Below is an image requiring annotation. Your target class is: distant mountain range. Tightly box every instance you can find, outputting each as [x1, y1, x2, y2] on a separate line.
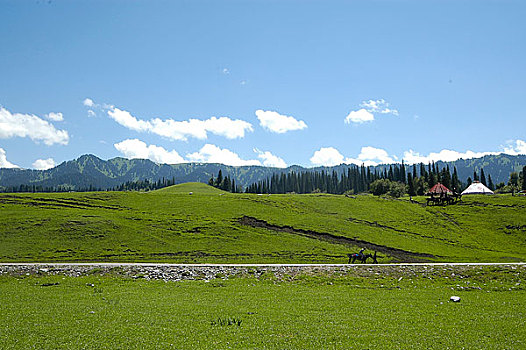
[0, 153, 524, 191]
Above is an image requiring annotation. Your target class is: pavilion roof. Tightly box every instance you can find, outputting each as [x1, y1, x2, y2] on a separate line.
[427, 183, 453, 195]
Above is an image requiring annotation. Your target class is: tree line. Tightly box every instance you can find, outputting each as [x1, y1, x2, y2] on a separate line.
[0, 177, 179, 193]
[242, 163, 526, 197]
[2, 164, 524, 196]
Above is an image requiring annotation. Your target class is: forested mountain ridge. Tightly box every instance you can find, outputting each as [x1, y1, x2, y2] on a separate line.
[0, 153, 524, 191]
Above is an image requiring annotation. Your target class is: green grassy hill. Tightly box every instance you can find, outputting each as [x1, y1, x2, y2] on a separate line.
[155, 182, 227, 194]
[0, 183, 524, 263]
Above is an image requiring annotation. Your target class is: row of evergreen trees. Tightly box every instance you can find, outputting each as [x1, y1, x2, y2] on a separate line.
[242, 162, 453, 195]
[3, 165, 524, 195]
[0, 184, 80, 193]
[110, 177, 178, 191]
[0, 177, 179, 193]
[243, 162, 495, 196]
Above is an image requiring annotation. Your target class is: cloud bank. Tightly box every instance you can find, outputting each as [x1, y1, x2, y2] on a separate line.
[114, 139, 288, 167]
[114, 139, 185, 164]
[0, 106, 69, 145]
[311, 139, 526, 167]
[187, 144, 260, 166]
[92, 100, 253, 141]
[310, 146, 396, 167]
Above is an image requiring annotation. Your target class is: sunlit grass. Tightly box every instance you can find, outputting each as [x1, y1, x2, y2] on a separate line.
[0, 266, 524, 349]
[0, 183, 524, 263]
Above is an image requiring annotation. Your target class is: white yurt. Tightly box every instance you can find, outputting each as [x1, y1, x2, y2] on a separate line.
[461, 181, 494, 195]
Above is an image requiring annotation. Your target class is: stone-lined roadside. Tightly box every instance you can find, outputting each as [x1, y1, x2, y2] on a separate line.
[1, 263, 524, 282]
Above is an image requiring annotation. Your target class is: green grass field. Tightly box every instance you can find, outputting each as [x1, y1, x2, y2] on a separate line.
[0, 265, 524, 349]
[0, 183, 525, 263]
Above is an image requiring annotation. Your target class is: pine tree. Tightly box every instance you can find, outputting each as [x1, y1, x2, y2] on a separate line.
[488, 174, 495, 191]
[522, 166, 526, 190]
[407, 172, 416, 196]
[215, 170, 223, 187]
[440, 167, 451, 189]
[480, 168, 487, 186]
[451, 167, 460, 192]
[428, 168, 436, 188]
[422, 163, 429, 183]
[473, 170, 479, 182]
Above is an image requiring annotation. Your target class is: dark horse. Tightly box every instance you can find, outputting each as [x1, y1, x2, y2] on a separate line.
[347, 251, 378, 264]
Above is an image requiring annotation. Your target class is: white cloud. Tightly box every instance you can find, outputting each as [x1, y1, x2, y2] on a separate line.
[312, 140, 526, 168]
[254, 148, 287, 168]
[106, 107, 253, 141]
[108, 108, 152, 132]
[0, 107, 69, 145]
[83, 98, 94, 107]
[196, 117, 253, 140]
[32, 158, 56, 170]
[360, 99, 399, 116]
[87, 110, 96, 118]
[45, 112, 63, 122]
[503, 139, 526, 155]
[402, 140, 526, 164]
[186, 144, 261, 166]
[222, 68, 230, 74]
[310, 147, 345, 167]
[114, 139, 186, 164]
[403, 149, 498, 164]
[345, 146, 396, 166]
[256, 110, 307, 133]
[344, 109, 374, 124]
[345, 99, 398, 124]
[310, 146, 396, 167]
[0, 148, 19, 168]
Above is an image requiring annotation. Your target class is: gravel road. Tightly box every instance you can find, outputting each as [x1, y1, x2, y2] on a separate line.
[1, 263, 524, 282]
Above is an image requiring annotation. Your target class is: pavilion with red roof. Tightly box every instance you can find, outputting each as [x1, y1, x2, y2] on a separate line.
[427, 183, 453, 195]
[426, 183, 460, 206]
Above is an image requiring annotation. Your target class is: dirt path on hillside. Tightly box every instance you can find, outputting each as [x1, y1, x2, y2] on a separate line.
[238, 216, 436, 263]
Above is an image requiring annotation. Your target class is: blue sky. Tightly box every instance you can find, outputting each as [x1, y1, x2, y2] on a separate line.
[1, 0, 525, 170]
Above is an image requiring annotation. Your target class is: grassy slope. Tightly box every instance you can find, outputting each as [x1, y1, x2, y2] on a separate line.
[0, 182, 525, 263]
[0, 266, 524, 349]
